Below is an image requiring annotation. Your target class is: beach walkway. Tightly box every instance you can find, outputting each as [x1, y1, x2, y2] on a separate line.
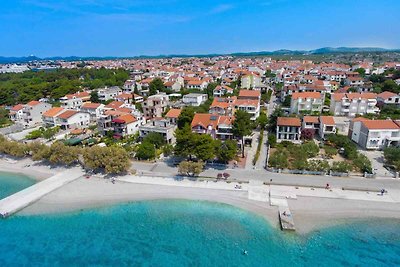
[0, 168, 84, 218]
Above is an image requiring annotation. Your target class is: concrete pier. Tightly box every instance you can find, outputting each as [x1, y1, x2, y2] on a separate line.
[278, 206, 295, 231]
[0, 168, 83, 218]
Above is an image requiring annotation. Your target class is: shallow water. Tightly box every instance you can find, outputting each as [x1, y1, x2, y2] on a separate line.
[0, 200, 399, 267]
[0, 171, 36, 199]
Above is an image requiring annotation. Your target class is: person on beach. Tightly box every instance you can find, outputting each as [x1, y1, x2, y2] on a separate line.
[325, 183, 330, 190]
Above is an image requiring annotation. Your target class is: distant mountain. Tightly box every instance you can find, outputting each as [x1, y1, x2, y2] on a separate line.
[1, 47, 399, 64]
[309, 47, 391, 54]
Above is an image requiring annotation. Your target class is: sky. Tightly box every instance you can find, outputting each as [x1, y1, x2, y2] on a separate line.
[1, 0, 400, 57]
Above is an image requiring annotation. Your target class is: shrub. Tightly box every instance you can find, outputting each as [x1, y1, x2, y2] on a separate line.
[353, 154, 373, 173]
[323, 145, 337, 159]
[331, 161, 352, 173]
[269, 149, 289, 169]
[267, 134, 277, 148]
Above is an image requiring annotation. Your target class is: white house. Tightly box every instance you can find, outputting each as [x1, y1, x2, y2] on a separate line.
[276, 117, 301, 143]
[80, 103, 105, 121]
[349, 118, 400, 149]
[182, 93, 208, 107]
[55, 110, 91, 130]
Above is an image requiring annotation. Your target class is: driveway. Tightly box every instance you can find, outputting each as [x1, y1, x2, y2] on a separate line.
[359, 150, 395, 178]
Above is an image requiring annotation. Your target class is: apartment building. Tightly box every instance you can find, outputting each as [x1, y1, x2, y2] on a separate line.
[240, 73, 263, 89]
[276, 117, 301, 143]
[97, 86, 122, 102]
[349, 118, 400, 149]
[141, 93, 169, 118]
[80, 103, 104, 121]
[111, 114, 141, 138]
[139, 118, 177, 144]
[290, 92, 323, 114]
[59, 91, 90, 110]
[21, 101, 52, 127]
[165, 108, 181, 124]
[330, 93, 379, 117]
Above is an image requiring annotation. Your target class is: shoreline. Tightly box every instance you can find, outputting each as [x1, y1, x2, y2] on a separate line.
[18, 176, 400, 235]
[1, 158, 400, 235]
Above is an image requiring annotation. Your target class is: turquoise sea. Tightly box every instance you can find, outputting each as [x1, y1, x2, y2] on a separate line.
[0, 173, 400, 266]
[0, 171, 36, 199]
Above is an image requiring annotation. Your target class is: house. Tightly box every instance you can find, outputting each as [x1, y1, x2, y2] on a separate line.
[115, 93, 134, 104]
[21, 101, 52, 127]
[141, 93, 169, 119]
[8, 104, 24, 122]
[187, 80, 208, 90]
[319, 116, 336, 139]
[182, 93, 208, 107]
[213, 85, 234, 97]
[345, 76, 364, 87]
[209, 97, 236, 116]
[97, 86, 122, 102]
[276, 117, 301, 143]
[139, 118, 177, 144]
[59, 91, 90, 110]
[55, 110, 90, 130]
[302, 116, 320, 135]
[97, 110, 130, 136]
[191, 113, 234, 140]
[165, 108, 181, 124]
[164, 80, 182, 92]
[80, 103, 104, 121]
[133, 94, 144, 103]
[111, 114, 141, 138]
[330, 93, 379, 117]
[234, 99, 260, 120]
[290, 92, 323, 114]
[42, 107, 65, 127]
[349, 118, 400, 149]
[377, 91, 400, 106]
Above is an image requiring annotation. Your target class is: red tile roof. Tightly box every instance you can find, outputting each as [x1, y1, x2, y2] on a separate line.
[57, 110, 78, 119]
[277, 117, 301, 127]
[43, 107, 65, 117]
[165, 108, 181, 118]
[362, 119, 400, 130]
[303, 116, 319, 123]
[320, 116, 335, 125]
[292, 92, 322, 100]
[238, 90, 261, 98]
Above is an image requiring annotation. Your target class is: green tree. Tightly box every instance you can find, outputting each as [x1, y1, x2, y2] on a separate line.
[143, 132, 165, 149]
[174, 125, 196, 159]
[178, 161, 204, 177]
[353, 153, 372, 174]
[232, 110, 253, 157]
[215, 139, 237, 163]
[193, 134, 215, 161]
[354, 68, 366, 77]
[149, 78, 165, 95]
[177, 106, 195, 129]
[49, 142, 79, 165]
[136, 142, 156, 160]
[90, 90, 100, 103]
[256, 110, 268, 130]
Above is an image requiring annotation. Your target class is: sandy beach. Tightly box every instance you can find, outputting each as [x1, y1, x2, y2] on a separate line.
[1, 156, 400, 235]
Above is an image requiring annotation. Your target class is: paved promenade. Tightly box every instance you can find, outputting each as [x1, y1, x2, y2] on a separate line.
[0, 168, 84, 217]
